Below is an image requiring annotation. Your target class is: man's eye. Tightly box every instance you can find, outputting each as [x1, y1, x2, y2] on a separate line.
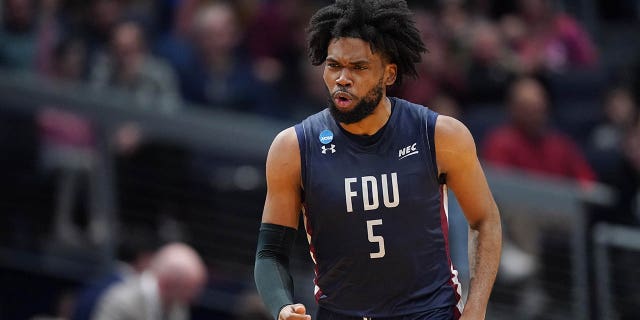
[354, 65, 367, 70]
[327, 63, 340, 68]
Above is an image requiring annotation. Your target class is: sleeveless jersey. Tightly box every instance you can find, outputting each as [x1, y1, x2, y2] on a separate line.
[294, 97, 463, 318]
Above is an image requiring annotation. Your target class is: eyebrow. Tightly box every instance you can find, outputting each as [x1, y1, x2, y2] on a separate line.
[325, 58, 370, 65]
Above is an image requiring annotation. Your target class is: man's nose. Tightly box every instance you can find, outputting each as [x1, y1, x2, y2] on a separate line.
[336, 69, 353, 87]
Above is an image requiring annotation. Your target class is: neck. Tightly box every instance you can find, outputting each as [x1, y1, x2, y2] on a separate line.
[339, 95, 392, 136]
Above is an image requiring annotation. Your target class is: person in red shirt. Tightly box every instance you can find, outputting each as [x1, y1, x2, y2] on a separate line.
[507, 0, 598, 74]
[483, 76, 596, 184]
[482, 76, 596, 317]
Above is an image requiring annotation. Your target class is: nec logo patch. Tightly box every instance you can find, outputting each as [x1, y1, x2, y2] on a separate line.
[398, 143, 418, 160]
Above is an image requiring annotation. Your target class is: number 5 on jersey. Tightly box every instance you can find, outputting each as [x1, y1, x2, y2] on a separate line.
[367, 219, 385, 258]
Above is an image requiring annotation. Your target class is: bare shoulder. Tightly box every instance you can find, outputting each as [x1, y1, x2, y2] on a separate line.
[262, 127, 303, 227]
[269, 127, 299, 155]
[266, 127, 301, 181]
[434, 115, 477, 172]
[435, 115, 474, 147]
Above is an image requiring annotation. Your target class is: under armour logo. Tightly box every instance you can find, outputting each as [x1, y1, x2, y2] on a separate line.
[321, 144, 336, 154]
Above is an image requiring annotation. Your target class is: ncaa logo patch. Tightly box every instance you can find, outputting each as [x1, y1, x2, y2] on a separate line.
[319, 129, 334, 145]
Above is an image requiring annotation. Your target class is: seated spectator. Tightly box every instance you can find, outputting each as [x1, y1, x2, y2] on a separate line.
[483, 76, 597, 317]
[245, 0, 312, 107]
[71, 228, 157, 320]
[466, 21, 520, 104]
[245, 0, 309, 68]
[35, 0, 64, 76]
[92, 242, 207, 320]
[607, 104, 640, 225]
[394, 9, 465, 106]
[179, 2, 278, 117]
[37, 37, 96, 246]
[588, 88, 637, 222]
[153, 0, 199, 74]
[0, 0, 38, 71]
[507, 0, 598, 74]
[590, 87, 637, 155]
[82, 0, 127, 66]
[483, 76, 595, 184]
[439, 0, 477, 62]
[89, 20, 181, 112]
[49, 37, 88, 82]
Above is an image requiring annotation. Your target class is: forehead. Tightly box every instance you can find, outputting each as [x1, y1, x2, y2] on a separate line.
[326, 37, 382, 63]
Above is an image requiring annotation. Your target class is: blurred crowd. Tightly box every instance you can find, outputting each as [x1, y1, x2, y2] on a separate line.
[0, 0, 638, 182]
[2, 0, 640, 319]
[4, 0, 633, 221]
[0, 0, 635, 117]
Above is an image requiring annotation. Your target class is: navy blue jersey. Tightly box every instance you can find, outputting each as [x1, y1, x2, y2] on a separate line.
[294, 97, 463, 318]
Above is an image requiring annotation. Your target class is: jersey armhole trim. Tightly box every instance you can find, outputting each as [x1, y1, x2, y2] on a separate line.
[425, 110, 442, 184]
[294, 123, 307, 200]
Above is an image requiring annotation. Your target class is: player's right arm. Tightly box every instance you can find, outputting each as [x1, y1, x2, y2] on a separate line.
[262, 127, 303, 228]
[255, 127, 311, 320]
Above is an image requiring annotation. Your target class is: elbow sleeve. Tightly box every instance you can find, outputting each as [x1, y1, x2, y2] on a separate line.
[254, 223, 297, 320]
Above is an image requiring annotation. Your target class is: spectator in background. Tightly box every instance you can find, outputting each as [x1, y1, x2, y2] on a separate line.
[246, 0, 309, 63]
[507, 0, 598, 74]
[0, 0, 38, 70]
[245, 0, 312, 108]
[37, 37, 97, 246]
[483, 76, 596, 317]
[92, 242, 207, 320]
[154, 0, 199, 75]
[89, 20, 181, 112]
[439, 0, 477, 68]
[590, 87, 637, 156]
[466, 21, 520, 104]
[82, 0, 126, 66]
[589, 87, 639, 225]
[483, 76, 595, 184]
[36, 0, 65, 76]
[179, 2, 277, 117]
[623, 117, 640, 218]
[394, 9, 465, 106]
[50, 37, 87, 81]
[604, 114, 640, 320]
[71, 227, 157, 320]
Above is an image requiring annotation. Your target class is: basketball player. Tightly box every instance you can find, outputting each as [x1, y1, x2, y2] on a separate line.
[254, 1, 502, 319]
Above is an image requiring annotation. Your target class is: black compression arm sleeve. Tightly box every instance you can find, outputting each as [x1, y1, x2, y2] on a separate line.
[254, 223, 297, 320]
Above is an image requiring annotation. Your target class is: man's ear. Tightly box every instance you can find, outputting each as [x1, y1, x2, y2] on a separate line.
[385, 63, 398, 86]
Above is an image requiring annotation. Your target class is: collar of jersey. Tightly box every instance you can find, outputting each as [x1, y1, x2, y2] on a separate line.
[332, 97, 399, 152]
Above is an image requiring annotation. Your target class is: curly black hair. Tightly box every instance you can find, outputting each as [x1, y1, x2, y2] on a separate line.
[307, 0, 426, 85]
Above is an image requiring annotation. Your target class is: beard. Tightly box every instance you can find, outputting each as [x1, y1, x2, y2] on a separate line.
[328, 78, 384, 124]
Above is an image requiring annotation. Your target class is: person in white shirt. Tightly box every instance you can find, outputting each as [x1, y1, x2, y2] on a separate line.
[92, 242, 207, 320]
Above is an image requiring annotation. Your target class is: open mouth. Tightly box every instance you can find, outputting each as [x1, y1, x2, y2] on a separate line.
[333, 92, 354, 109]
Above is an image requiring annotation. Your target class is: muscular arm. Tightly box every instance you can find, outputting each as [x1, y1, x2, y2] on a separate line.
[435, 116, 502, 319]
[262, 127, 303, 228]
[255, 127, 310, 320]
